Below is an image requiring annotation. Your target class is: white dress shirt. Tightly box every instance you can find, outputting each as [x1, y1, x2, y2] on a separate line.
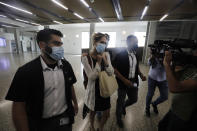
[40, 57, 68, 119]
[127, 50, 137, 79]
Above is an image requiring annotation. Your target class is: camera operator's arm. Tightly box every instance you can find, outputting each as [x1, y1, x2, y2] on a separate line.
[148, 54, 156, 65]
[163, 51, 197, 93]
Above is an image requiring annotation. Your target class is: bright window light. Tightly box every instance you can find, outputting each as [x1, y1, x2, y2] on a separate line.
[0, 2, 32, 15]
[82, 32, 90, 49]
[134, 32, 146, 47]
[101, 32, 116, 48]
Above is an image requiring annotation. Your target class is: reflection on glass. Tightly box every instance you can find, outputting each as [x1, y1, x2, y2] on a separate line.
[0, 57, 10, 70]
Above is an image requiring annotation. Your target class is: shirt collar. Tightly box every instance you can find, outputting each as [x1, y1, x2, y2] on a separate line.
[40, 56, 63, 71]
[127, 49, 136, 55]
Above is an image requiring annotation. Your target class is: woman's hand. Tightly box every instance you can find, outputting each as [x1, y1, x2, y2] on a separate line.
[102, 52, 109, 66]
[97, 54, 103, 64]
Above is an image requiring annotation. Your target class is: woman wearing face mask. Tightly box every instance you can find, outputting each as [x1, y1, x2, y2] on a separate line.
[81, 33, 114, 131]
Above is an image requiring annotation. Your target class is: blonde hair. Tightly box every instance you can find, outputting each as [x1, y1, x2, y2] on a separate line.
[92, 32, 106, 45]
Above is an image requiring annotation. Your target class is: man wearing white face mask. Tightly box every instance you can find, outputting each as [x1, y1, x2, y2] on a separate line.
[6, 29, 78, 131]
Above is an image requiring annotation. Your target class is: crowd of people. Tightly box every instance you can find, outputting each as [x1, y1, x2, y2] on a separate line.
[5, 29, 197, 131]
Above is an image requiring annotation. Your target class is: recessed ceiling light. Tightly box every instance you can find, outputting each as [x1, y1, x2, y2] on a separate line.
[31, 22, 41, 26]
[76, 34, 79, 38]
[2, 25, 14, 28]
[122, 30, 126, 35]
[0, 2, 33, 15]
[51, 0, 68, 10]
[160, 14, 168, 21]
[99, 17, 104, 22]
[140, 6, 148, 20]
[16, 18, 30, 23]
[74, 13, 84, 19]
[53, 20, 63, 24]
[80, 0, 89, 8]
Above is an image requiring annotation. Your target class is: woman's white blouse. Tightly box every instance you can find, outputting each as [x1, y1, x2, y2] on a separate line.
[81, 52, 114, 111]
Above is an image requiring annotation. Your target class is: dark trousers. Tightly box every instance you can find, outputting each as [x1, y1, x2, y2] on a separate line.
[40, 123, 72, 131]
[146, 77, 168, 110]
[116, 87, 138, 120]
[158, 110, 194, 131]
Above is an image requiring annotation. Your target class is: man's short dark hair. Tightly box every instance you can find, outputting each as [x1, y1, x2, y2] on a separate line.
[36, 29, 63, 44]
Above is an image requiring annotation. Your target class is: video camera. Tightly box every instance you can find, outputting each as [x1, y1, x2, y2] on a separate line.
[148, 39, 197, 66]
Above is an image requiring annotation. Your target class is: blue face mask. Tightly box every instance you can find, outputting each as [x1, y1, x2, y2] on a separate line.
[96, 43, 106, 53]
[49, 46, 64, 61]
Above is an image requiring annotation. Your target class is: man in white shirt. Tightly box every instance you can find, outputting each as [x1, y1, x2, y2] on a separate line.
[6, 29, 78, 131]
[114, 35, 146, 128]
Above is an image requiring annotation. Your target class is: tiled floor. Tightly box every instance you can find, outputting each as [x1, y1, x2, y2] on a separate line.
[0, 53, 171, 131]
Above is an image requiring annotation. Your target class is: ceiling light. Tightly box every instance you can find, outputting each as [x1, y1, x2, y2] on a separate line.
[76, 34, 79, 38]
[53, 20, 63, 24]
[16, 18, 30, 23]
[140, 6, 148, 20]
[51, 0, 68, 10]
[99, 17, 104, 22]
[2, 25, 14, 28]
[31, 22, 41, 26]
[122, 30, 126, 35]
[0, 2, 33, 15]
[74, 13, 84, 19]
[9, 22, 24, 27]
[80, 0, 89, 8]
[159, 14, 168, 21]
[0, 15, 7, 18]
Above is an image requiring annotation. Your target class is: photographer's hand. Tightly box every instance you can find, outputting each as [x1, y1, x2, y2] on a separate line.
[163, 51, 172, 67]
